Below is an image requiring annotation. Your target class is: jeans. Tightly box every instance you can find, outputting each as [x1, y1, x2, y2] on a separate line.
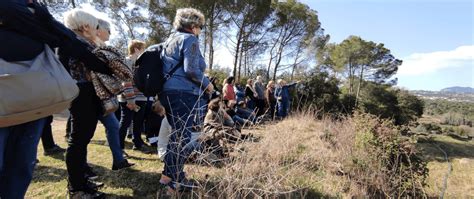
[41, 115, 57, 150]
[277, 100, 289, 118]
[0, 118, 45, 198]
[119, 101, 146, 149]
[99, 114, 125, 164]
[160, 91, 200, 182]
[66, 83, 101, 191]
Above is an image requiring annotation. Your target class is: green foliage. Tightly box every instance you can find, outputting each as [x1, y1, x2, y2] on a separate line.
[424, 99, 474, 126]
[299, 71, 341, 115]
[357, 82, 424, 125]
[350, 112, 428, 197]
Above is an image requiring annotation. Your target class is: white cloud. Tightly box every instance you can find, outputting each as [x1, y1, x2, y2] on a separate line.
[398, 45, 474, 75]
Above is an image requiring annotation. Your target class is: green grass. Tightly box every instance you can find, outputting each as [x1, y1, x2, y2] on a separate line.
[416, 134, 474, 197]
[28, 118, 165, 198]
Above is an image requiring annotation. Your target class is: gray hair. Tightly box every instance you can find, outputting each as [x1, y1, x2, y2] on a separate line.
[97, 18, 110, 32]
[63, 9, 98, 31]
[173, 8, 205, 30]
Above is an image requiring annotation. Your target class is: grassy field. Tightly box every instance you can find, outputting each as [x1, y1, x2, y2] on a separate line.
[26, 115, 474, 198]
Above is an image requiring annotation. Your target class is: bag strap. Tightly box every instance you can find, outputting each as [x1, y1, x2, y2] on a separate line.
[163, 33, 185, 80]
[164, 54, 184, 80]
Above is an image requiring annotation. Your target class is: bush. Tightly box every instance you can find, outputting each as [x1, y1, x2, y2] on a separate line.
[322, 112, 428, 197]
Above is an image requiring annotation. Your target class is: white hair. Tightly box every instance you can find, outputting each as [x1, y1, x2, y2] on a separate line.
[173, 8, 205, 30]
[256, 75, 262, 81]
[63, 9, 98, 31]
[97, 18, 110, 31]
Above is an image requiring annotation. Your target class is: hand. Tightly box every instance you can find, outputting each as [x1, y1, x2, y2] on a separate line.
[205, 83, 214, 94]
[152, 101, 166, 117]
[126, 103, 138, 111]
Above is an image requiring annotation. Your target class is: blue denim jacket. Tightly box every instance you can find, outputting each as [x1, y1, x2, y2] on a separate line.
[161, 31, 210, 96]
[275, 82, 297, 102]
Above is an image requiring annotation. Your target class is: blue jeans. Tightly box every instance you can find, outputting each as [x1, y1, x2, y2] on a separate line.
[0, 118, 45, 198]
[277, 100, 289, 118]
[99, 114, 125, 164]
[160, 91, 200, 182]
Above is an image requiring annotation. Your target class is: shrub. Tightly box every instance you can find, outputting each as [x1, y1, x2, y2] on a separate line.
[322, 112, 428, 197]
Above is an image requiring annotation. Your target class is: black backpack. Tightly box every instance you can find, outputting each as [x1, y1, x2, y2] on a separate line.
[133, 44, 183, 97]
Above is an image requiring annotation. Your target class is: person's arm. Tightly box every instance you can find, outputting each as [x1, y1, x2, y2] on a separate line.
[182, 36, 210, 90]
[286, 82, 298, 89]
[1, 1, 112, 75]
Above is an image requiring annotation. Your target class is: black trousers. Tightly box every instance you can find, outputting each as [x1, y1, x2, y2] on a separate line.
[256, 99, 266, 116]
[119, 101, 146, 149]
[144, 100, 163, 141]
[41, 115, 56, 150]
[65, 83, 102, 191]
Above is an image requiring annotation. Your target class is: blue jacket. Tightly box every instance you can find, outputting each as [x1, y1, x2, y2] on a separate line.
[161, 30, 210, 96]
[275, 82, 297, 102]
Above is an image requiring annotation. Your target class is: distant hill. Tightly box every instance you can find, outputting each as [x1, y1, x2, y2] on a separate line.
[441, 86, 474, 93]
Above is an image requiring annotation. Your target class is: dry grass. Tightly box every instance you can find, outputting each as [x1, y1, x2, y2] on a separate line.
[26, 113, 474, 198]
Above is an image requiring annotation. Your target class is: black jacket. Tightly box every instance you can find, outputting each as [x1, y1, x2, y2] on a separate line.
[0, 1, 111, 75]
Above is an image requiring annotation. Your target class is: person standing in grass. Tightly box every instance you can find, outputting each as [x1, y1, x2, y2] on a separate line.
[158, 8, 214, 193]
[274, 79, 298, 118]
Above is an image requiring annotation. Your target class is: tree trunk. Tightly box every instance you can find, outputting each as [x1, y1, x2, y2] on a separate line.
[355, 66, 364, 107]
[70, 0, 76, 8]
[272, 44, 284, 80]
[233, 29, 242, 80]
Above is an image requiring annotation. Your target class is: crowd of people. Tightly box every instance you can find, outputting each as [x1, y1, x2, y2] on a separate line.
[0, 2, 299, 198]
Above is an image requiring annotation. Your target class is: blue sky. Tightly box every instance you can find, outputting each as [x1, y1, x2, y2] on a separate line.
[300, 0, 473, 91]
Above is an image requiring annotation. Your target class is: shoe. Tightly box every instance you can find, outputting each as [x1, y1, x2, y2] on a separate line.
[122, 150, 129, 158]
[126, 133, 133, 139]
[112, 159, 135, 171]
[132, 145, 153, 153]
[87, 179, 104, 190]
[84, 169, 98, 180]
[166, 178, 198, 193]
[44, 145, 66, 156]
[68, 187, 105, 199]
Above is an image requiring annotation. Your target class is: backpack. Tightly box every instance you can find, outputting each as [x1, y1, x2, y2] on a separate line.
[0, 45, 79, 127]
[133, 43, 183, 97]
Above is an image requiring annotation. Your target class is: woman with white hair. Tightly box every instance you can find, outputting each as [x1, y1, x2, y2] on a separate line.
[158, 8, 214, 193]
[274, 79, 299, 118]
[60, 9, 109, 198]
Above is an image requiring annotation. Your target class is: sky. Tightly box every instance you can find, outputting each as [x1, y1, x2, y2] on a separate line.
[299, 0, 473, 91]
[77, 1, 473, 91]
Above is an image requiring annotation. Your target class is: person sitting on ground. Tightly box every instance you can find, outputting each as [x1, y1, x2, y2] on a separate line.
[223, 76, 236, 102]
[198, 98, 241, 159]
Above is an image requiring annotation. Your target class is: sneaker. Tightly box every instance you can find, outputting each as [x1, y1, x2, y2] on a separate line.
[86, 179, 104, 190]
[167, 178, 198, 193]
[132, 145, 152, 154]
[44, 145, 66, 156]
[84, 169, 98, 180]
[112, 159, 135, 171]
[68, 188, 105, 199]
